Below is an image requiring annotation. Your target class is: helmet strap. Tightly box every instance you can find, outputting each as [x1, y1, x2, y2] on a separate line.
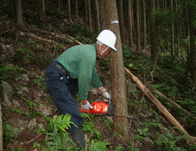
[99, 46, 109, 58]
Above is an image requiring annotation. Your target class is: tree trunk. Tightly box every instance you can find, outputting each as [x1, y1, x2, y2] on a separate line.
[0, 98, 3, 151]
[94, 0, 100, 32]
[170, 0, 175, 58]
[16, 0, 23, 26]
[75, 0, 79, 19]
[117, 0, 126, 44]
[188, 4, 196, 88]
[85, 0, 88, 21]
[143, 0, 147, 52]
[35, 0, 46, 21]
[67, 0, 73, 23]
[150, 0, 157, 62]
[99, 0, 106, 30]
[57, 0, 61, 10]
[87, 0, 92, 31]
[136, 0, 141, 51]
[104, 0, 129, 142]
[175, 0, 180, 57]
[128, 0, 133, 48]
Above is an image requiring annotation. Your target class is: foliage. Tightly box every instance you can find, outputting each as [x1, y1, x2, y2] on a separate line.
[44, 114, 76, 150]
[2, 122, 15, 145]
[0, 64, 26, 81]
[22, 97, 38, 109]
[89, 140, 110, 151]
[49, 8, 65, 19]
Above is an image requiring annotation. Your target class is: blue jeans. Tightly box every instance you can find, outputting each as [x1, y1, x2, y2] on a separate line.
[45, 61, 83, 132]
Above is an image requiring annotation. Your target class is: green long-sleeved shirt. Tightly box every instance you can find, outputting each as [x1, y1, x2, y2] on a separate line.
[55, 44, 103, 100]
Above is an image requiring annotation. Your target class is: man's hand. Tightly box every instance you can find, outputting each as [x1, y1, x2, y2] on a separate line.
[98, 86, 111, 102]
[81, 100, 93, 111]
[102, 92, 111, 102]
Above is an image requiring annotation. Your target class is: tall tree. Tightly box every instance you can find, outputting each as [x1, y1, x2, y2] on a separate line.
[150, 0, 157, 62]
[117, 0, 126, 44]
[85, 0, 88, 21]
[143, 0, 147, 52]
[35, 0, 46, 21]
[99, 0, 106, 30]
[57, 0, 61, 10]
[94, 0, 100, 32]
[16, 0, 23, 26]
[67, 0, 73, 23]
[75, 0, 79, 19]
[136, 0, 141, 51]
[87, 0, 92, 31]
[170, 0, 175, 58]
[175, 0, 180, 57]
[104, 0, 129, 142]
[128, 0, 133, 48]
[188, 2, 196, 87]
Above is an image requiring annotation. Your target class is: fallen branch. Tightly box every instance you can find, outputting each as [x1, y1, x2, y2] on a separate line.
[149, 86, 196, 120]
[29, 29, 83, 45]
[26, 133, 43, 144]
[26, 32, 55, 44]
[124, 67, 196, 144]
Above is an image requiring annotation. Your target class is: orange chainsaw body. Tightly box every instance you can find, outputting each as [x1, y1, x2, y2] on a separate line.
[79, 101, 108, 114]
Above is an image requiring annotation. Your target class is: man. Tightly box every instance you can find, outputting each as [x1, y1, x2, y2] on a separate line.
[45, 29, 117, 149]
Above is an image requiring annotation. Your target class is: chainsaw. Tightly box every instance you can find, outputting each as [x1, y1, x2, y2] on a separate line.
[79, 99, 116, 116]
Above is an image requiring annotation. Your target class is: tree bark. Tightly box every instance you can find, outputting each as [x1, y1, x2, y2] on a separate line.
[117, 0, 126, 44]
[188, 4, 196, 88]
[57, 0, 61, 10]
[128, 0, 133, 48]
[16, 0, 23, 26]
[150, 0, 157, 62]
[87, 0, 92, 31]
[67, 0, 73, 23]
[175, 0, 180, 57]
[136, 0, 141, 51]
[143, 0, 147, 52]
[35, 0, 46, 21]
[85, 0, 88, 21]
[99, 0, 106, 30]
[75, 0, 79, 19]
[170, 0, 175, 58]
[104, 0, 129, 142]
[0, 98, 3, 151]
[94, 0, 100, 32]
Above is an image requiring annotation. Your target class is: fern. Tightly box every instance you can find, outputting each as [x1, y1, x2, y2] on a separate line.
[90, 140, 110, 151]
[0, 64, 26, 80]
[22, 97, 38, 109]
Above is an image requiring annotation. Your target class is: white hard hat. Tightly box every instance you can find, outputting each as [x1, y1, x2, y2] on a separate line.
[96, 29, 117, 51]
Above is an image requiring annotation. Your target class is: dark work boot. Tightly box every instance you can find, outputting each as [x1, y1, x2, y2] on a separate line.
[71, 127, 86, 149]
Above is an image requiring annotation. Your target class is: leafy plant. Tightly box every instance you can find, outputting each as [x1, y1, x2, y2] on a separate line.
[138, 128, 149, 137]
[22, 97, 38, 109]
[44, 114, 76, 150]
[90, 140, 110, 151]
[33, 142, 42, 149]
[0, 64, 26, 80]
[27, 39, 43, 50]
[114, 131, 124, 141]
[34, 76, 45, 88]
[3, 122, 15, 145]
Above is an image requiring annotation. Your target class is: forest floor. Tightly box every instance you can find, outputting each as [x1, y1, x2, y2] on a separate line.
[1, 7, 196, 151]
